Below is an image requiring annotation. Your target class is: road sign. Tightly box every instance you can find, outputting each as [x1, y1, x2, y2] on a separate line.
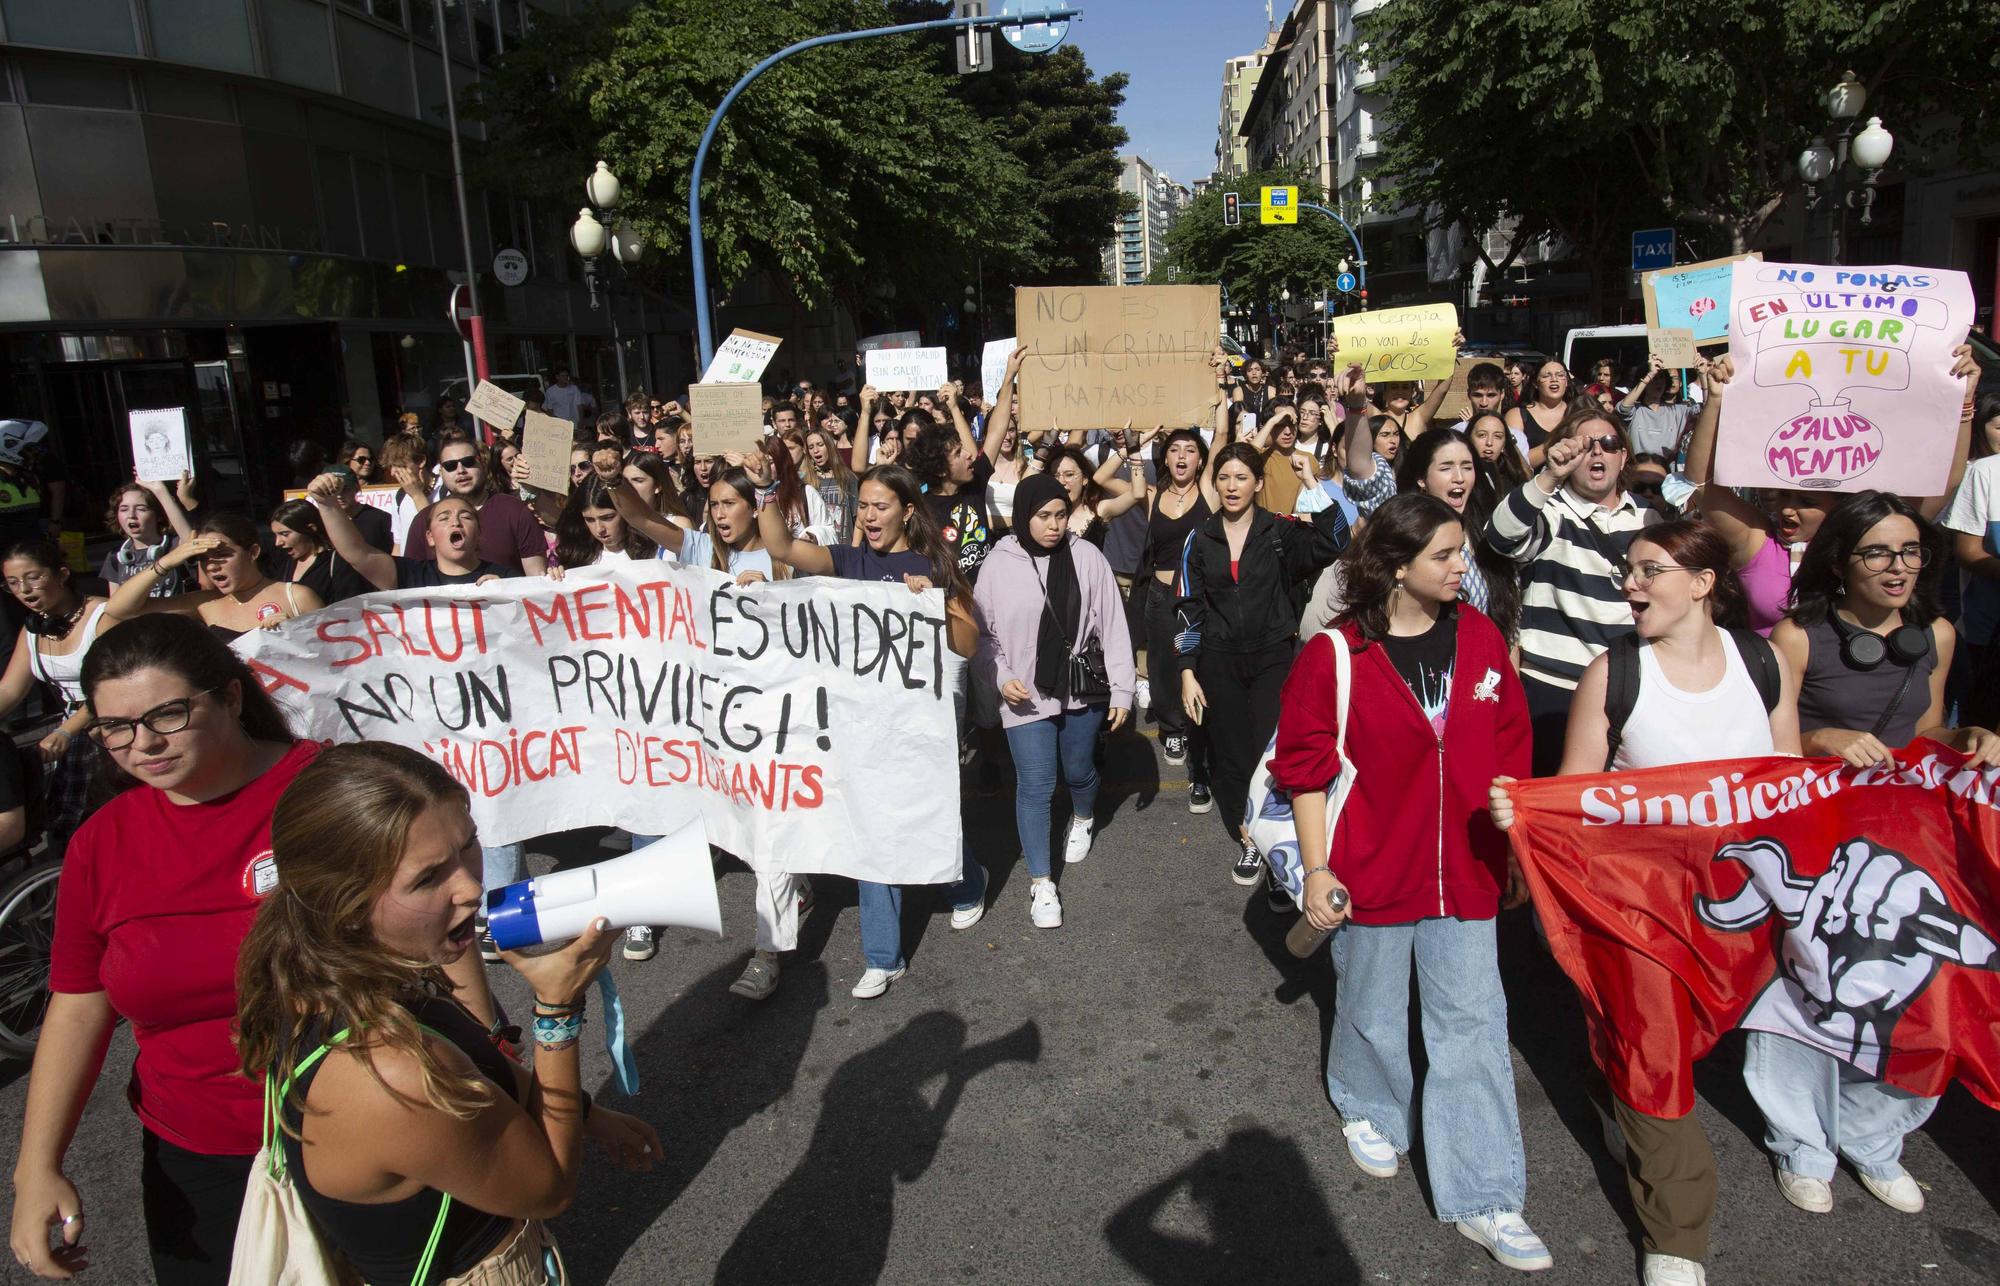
[1335, 271, 1358, 294]
[1261, 185, 1297, 225]
[998, 0, 1069, 52]
[954, 0, 993, 72]
[1631, 228, 1675, 271]
[448, 283, 473, 340]
[492, 248, 529, 287]
[1222, 191, 1240, 227]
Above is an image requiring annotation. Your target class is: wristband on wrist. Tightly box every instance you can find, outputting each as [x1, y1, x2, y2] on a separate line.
[530, 1011, 584, 1051]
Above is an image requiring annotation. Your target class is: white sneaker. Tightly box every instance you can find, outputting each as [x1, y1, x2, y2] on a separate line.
[1029, 880, 1062, 928]
[850, 965, 906, 1000]
[621, 925, 656, 961]
[1774, 1164, 1832, 1213]
[1456, 1210, 1553, 1272]
[1642, 1253, 1706, 1286]
[1135, 677, 1151, 712]
[1858, 1167, 1925, 1213]
[949, 898, 986, 930]
[1341, 1119, 1398, 1178]
[1063, 815, 1093, 864]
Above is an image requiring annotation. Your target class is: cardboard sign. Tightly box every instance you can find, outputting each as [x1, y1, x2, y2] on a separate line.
[1643, 253, 1759, 347]
[283, 483, 405, 517]
[1436, 356, 1493, 422]
[981, 337, 1019, 401]
[231, 562, 964, 883]
[1015, 285, 1222, 432]
[857, 330, 923, 352]
[687, 381, 765, 456]
[128, 407, 190, 482]
[1717, 262, 1974, 495]
[1649, 327, 1700, 369]
[465, 380, 526, 433]
[701, 328, 783, 386]
[864, 347, 949, 393]
[521, 409, 575, 495]
[1334, 303, 1459, 382]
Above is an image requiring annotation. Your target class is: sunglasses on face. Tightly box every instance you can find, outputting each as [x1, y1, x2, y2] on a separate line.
[1582, 434, 1625, 455]
[440, 456, 480, 472]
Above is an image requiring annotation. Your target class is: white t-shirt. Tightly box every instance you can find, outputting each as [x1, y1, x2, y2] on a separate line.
[1940, 455, 2000, 647]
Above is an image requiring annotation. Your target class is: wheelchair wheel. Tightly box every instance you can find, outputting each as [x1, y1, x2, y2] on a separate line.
[0, 855, 62, 1058]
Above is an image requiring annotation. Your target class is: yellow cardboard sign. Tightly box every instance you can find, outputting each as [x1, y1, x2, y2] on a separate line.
[1335, 302, 1459, 382]
[1260, 186, 1298, 225]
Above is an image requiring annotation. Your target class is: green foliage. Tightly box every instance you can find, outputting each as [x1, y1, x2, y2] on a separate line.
[1151, 167, 1356, 304]
[472, 0, 1128, 316]
[1365, 0, 2000, 285]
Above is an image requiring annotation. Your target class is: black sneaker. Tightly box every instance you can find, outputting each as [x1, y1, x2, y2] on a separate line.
[1264, 871, 1294, 913]
[1163, 733, 1188, 766]
[1231, 835, 1263, 886]
[1188, 781, 1213, 814]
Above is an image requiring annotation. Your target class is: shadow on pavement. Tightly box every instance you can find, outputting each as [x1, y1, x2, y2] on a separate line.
[712, 1014, 1041, 1285]
[1103, 1125, 1359, 1283]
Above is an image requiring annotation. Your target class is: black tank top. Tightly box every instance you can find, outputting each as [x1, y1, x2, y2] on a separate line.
[1146, 491, 1211, 576]
[281, 995, 517, 1283]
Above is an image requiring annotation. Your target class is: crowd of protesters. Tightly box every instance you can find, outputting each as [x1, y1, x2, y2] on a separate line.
[0, 320, 1993, 1286]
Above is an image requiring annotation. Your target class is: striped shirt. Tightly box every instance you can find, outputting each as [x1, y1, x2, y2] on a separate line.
[1485, 479, 1660, 690]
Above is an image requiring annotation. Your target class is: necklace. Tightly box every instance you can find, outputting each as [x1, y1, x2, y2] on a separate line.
[31, 600, 85, 640]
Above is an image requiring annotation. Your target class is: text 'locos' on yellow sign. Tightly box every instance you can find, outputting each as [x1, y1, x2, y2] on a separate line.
[1260, 186, 1298, 225]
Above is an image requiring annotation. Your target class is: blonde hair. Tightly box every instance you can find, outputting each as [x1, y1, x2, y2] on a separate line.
[236, 743, 493, 1129]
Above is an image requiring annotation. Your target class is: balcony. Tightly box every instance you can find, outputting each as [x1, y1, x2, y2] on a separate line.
[1351, 0, 1391, 16]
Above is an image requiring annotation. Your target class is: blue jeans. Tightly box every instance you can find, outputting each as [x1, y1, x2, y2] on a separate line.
[1005, 708, 1104, 878]
[1743, 1031, 1939, 1181]
[857, 843, 987, 971]
[481, 843, 522, 895]
[1327, 916, 1526, 1222]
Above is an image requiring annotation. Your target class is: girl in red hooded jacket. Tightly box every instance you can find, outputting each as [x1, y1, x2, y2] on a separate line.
[1270, 492, 1547, 1274]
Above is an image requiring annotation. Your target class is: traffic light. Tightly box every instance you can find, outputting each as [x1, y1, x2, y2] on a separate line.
[1223, 192, 1240, 227]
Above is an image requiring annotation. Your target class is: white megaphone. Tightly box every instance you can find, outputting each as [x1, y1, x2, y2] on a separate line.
[484, 817, 722, 951]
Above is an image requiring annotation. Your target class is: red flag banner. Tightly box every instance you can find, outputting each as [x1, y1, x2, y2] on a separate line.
[1505, 742, 2000, 1119]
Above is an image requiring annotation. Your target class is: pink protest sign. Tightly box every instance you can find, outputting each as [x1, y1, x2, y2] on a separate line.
[1716, 262, 1972, 496]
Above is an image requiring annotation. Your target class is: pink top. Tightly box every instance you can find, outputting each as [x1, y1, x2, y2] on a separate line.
[1740, 534, 1792, 637]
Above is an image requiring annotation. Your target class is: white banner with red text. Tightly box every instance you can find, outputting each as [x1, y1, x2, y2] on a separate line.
[232, 562, 963, 884]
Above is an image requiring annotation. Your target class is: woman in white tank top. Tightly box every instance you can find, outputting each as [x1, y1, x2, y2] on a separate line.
[1489, 518, 1799, 1286]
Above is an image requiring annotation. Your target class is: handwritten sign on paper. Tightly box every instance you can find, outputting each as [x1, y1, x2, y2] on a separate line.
[465, 380, 526, 434]
[128, 407, 190, 483]
[1643, 254, 1758, 346]
[1015, 285, 1222, 432]
[688, 381, 765, 456]
[1334, 303, 1458, 382]
[1649, 327, 1700, 369]
[981, 337, 1019, 402]
[701, 329, 783, 386]
[521, 409, 575, 495]
[864, 347, 949, 393]
[1717, 262, 1973, 494]
[857, 331, 922, 353]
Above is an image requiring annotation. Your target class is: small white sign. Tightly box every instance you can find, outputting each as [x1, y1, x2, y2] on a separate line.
[865, 347, 949, 392]
[493, 248, 529, 287]
[128, 407, 190, 483]
[700, 328, 783, 386]
[981, 337, 1018, 401]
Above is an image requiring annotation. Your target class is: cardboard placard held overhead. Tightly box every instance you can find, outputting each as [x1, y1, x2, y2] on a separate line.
[1435, 356, 1491, 422]
[981, 337, 1018, 401]
[1642, 253, 1759, 347]
[1334, 303, 1459, 382]
[283, 483, 405, 517]
[687, 382, 766, 456]
[520, 409, 576, 495]
[700, 329, 783, 386]
[1648, 327, 1700, 368]
[465, 380, 526, 433]
[1015, 285, 1222, 432]
[864, 347, 949, 392]
[128, 407, 190, 482]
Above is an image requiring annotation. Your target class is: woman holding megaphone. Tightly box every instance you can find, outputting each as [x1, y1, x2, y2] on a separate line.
[235, 742, 661, 1284]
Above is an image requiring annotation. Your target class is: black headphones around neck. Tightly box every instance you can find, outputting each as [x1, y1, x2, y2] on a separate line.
[1829, 611, 1928, 671]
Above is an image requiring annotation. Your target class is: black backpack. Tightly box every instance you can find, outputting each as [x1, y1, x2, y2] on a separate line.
[1601, 629, 1780, 772]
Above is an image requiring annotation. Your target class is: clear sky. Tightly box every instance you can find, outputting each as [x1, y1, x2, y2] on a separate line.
[1058, 0, 1279, 186]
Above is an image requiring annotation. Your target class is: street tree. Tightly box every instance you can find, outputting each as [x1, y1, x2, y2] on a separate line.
[1151, 168, 1355, 308]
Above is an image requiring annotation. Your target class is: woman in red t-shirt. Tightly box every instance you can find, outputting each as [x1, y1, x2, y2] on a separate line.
[8, 615, 311, 1283]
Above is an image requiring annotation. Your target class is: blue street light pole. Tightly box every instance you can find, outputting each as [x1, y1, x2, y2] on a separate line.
[689, 7, 1084, 369]
[1299, 201, 1368, 311]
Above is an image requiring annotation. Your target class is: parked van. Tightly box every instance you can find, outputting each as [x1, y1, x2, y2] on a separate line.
[1562, 324, 1651, 386]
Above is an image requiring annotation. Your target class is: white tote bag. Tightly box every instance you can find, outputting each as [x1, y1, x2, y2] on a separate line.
[229, 1040, 361, 1286]
[1245, 627, 1357, 908]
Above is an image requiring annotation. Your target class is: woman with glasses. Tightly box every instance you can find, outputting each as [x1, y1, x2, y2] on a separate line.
[7, 616, 320, 1284]
[104, 513, 324, 643]
[1754, 492, 1998, 1224]
[335, 438, 377, 485]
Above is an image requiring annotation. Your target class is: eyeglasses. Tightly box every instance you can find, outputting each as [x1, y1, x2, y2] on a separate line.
[1623, 561, 1695, 586]
[87, 687, 218, 750]
[1582, 434, 1625, 455]
[4, 571, 52, 592]
[1851, 543, 1931, 572]
[439, 456, 480, 472]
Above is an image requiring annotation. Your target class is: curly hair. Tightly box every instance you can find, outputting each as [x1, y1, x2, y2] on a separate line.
[236, 743, 495, 1134]
[901, 421, 959, 492]
[1335, 492, 1466, 645]
[103, 482, 162, 536]
[1786, 490, 1945, 630]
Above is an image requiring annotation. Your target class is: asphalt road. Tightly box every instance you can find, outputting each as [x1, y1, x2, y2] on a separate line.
[2, 725, 1996, 1285]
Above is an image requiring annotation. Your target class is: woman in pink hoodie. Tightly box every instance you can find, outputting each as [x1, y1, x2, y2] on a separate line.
[973, 472, 1135, 930]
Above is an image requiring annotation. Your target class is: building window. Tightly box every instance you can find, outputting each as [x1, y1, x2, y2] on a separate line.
[0, 0, 137, 55]
[148, 0, 256, 74]
[17, 56, 132, 109]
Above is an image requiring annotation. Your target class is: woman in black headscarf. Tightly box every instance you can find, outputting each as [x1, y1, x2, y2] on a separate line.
[973, 472, 1136, 929]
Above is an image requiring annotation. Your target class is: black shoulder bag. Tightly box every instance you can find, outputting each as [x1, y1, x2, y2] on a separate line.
[1031, 560, 1112, 704]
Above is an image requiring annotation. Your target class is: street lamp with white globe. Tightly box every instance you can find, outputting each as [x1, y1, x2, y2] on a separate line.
[571, 162, 643, 399]
[1798, 70, 1895, 263]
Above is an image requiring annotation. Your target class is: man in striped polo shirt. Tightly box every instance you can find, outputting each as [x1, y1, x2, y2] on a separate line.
[1487, 407, 1663, 772]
